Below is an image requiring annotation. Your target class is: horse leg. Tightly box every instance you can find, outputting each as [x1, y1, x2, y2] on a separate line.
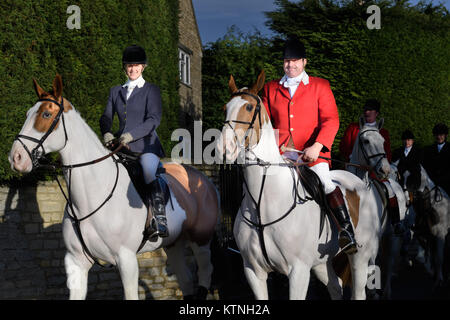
[242, 261, 268, 300]
[312, 262, 343, 300]
[164, 238, 195, 298]
[432, 236, 445, 290]
[381, 233, 402, 299]
[190, 241, 213, 297]
[288, 261, 311, 300]
[116, 247, 140, 300]
[349, 255, 369, 300]
[64, 252, 92, 300]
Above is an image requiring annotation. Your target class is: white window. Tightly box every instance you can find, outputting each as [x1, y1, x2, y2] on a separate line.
[179, 48, 191, 86]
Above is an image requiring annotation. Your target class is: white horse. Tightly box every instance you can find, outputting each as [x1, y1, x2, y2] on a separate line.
[216, 71, 386, 300]
[8, 75, 219, 300]
[403, 165, 450, 289]
[346, 118, 407, 299]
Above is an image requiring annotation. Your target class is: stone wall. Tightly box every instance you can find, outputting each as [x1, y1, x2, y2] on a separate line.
[0, 163, 220, 300]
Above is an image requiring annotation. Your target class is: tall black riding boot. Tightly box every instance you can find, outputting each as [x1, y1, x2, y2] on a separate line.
[389, 196, 405, 236]
[149, 178, 169, 238]
[326, 187, 358, 255]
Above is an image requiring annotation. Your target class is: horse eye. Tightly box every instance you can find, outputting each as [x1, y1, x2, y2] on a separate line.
[363, 140, 370, 144]
[246, 104, 253, 112]
[42, 111, 52, 119]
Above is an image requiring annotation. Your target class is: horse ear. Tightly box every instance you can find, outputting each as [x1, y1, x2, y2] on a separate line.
[250, 70, 266, 94]
[359, 116, 365, 129]
[52, 74, 63, 99]
[32, 78, 47, 98]
[378, 118, 384, 130]
[229, 75, 238, 94]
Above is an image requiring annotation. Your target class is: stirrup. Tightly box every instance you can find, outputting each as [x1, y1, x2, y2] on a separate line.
[339, 229, 358, 255]
[393, 222, 405, 236]
[149, 216, 169, 238]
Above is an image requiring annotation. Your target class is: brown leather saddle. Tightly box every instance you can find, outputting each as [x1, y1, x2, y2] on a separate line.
[114, 148, 172, 211]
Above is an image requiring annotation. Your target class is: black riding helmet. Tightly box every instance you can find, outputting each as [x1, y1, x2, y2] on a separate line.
[122, 45, 147, 65]
[432, 123, 448, 136]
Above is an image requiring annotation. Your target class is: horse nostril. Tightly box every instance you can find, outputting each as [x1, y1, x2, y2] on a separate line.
[14, 152, 22, 163]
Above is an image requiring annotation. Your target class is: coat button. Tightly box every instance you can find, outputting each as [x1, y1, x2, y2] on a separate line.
[290, 114, 293, 118]
[290, 102, 294, 105]
[290, 128, 294, 131]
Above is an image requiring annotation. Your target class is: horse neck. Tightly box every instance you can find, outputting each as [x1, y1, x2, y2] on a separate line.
[242, 121, 295, 213]
[247, 121, 284, 165]
[420, 165, 435, 191]
[349, 134, 368, 180]
[58, 110, 118, 211]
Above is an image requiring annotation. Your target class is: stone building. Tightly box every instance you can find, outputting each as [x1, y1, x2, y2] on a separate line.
[178, 0, 203, 150]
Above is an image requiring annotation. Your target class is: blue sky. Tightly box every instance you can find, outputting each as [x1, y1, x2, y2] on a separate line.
[192, 0, 450, 45]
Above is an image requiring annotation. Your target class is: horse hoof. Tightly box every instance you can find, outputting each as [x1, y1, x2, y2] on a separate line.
[196, 286, 209, 300]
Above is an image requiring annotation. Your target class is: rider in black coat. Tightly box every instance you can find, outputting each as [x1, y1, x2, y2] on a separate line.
[422, 123, 450, 195]
[392, 129, 423, 181]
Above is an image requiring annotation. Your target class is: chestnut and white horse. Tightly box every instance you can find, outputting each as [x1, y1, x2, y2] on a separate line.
[403, 165, 450, 289]
[8, 75, 219, 300]
[347, 118, 408, 299]
[216, 71, 386, 300]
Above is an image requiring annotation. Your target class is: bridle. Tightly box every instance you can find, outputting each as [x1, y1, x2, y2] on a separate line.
[358, 128, 387, 174]
[14, 96, 123, 267]
[223, 91, 262, 152]
[14, 96, 68, 169]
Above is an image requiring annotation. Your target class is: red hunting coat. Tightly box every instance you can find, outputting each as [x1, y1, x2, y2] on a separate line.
[339, 122, 392, 163]
[261, 76, 339, 167]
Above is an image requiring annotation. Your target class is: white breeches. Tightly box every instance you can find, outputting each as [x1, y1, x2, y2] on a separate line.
[283, 152, 336, 194]
[309, 162, 336, 194]
[139, 153, 160, 184]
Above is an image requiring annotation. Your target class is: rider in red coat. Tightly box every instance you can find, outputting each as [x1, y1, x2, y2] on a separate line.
[339, 100, 404, 235]
[262, 38, 357, 255]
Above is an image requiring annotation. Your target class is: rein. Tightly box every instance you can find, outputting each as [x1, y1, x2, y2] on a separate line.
[15, 96, 125, 267]
[224, 91, 262, 152]
[357, 128, 387, 173]
[238, 159, 312, 271]
[15, 97, 68, 169]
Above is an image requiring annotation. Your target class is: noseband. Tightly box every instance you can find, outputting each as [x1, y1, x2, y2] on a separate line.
[223, 91, 262, 151]
[358, 128, 386, 171]
[14, 97, 68, 169]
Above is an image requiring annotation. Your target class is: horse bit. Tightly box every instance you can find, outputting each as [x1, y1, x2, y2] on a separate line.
[358, 128, 387, 172]
[14, 96, 122, 267]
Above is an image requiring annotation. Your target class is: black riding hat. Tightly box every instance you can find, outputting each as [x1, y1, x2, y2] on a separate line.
[122, 45, 147, 64]
[401, 129, 415, 140]
[432, 123, 449, 135]
[363, 99, 381, 113]
[283, 38, 306, 60]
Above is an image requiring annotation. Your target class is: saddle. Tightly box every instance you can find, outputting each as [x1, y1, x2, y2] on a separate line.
[371, 178, 389, 225]
[291, 163, 329, 237]
[114, 148, 171, 215]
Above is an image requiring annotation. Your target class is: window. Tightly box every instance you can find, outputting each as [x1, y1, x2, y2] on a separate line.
[179, 48, 191, 86]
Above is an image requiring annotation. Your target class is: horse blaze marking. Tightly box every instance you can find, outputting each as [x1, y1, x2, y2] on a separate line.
[345, 189, 360, 228]
[34, 97, 72, 133]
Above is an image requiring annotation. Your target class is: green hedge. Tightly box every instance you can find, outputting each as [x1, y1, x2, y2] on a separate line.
[0, 0, 180, 183]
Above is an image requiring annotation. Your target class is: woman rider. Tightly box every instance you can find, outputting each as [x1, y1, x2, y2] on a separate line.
[99, 45, 168, 238]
